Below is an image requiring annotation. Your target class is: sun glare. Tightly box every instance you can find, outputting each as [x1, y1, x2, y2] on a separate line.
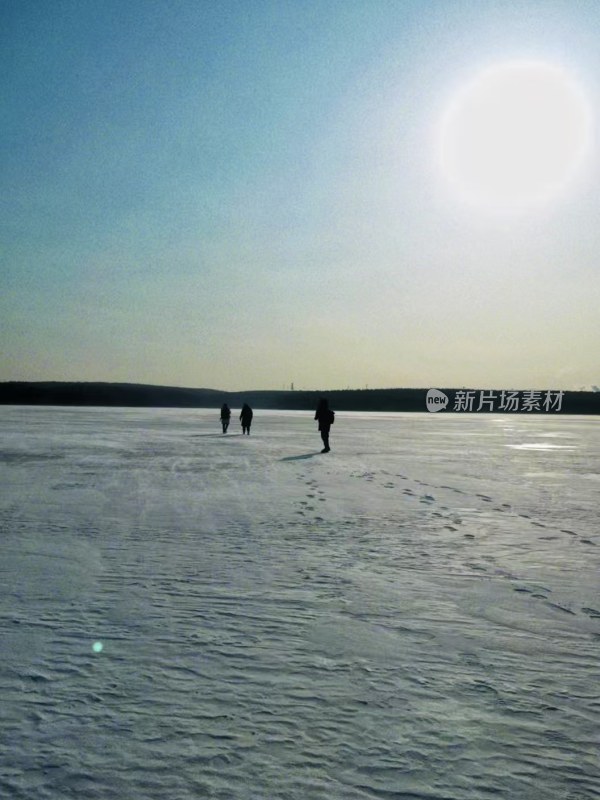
[439, 61, 592, 212]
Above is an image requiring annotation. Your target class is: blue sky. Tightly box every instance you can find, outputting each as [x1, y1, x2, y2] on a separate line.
[2, 0, 599, 390]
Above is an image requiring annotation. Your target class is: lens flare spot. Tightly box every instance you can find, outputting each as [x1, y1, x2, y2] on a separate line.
[92, 641, 104, 653]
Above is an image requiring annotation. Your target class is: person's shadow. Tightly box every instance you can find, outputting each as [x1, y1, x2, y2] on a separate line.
[279, 452, 320, 462]
[191, 433, 242, 438]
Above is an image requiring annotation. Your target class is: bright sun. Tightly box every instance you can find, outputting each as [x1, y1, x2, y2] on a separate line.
[439, 61, 592, 211]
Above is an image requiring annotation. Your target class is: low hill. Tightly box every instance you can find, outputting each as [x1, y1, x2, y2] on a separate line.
[1, 382, 598, 414]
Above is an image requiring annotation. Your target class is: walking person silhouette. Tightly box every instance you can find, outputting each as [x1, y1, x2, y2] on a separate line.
[220, 403, 231, 433]
[240, 403, 253, 435]
[314, 397, 334, 453]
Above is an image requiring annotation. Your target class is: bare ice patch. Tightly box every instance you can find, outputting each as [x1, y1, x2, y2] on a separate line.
[506, 442, 577, 451]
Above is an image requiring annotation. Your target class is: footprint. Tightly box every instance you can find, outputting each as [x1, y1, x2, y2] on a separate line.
[546, 602, 576, 615]
[580, 539, 596, 546]
[318, 498, 326, 503]
[383, 483, 395, 489]
[531, 522, 546, 528]
[420, 494, 435, 503]
[444, 525, 458, 531]
[464, 533, 475, 539]
[477, 494, 492, 502]
[560, 529, 576, 535]
[582, 607, 600, 618]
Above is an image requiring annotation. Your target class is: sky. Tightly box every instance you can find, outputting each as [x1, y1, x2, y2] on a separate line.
[1, 0, 599, 391]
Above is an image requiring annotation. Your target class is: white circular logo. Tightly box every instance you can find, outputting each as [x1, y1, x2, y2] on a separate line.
[426, 389, 449, 412]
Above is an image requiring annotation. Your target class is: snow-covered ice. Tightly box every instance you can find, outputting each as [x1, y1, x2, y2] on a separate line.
[1, 406, 599, 800]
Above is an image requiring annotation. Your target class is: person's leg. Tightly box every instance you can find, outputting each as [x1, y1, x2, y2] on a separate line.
[321, 429, 330, 452]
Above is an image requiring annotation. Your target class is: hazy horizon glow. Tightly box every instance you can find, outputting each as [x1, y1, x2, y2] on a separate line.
[1, 1, 599, 391]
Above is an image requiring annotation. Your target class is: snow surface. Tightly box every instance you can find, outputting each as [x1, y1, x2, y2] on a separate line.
[1, 406, 599, 800]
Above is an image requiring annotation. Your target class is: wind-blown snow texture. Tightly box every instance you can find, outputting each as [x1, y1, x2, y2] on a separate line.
[1, 407, 599, 800]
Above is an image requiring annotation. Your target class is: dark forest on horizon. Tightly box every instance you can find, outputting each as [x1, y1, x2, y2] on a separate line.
[1, 382, 598, 414]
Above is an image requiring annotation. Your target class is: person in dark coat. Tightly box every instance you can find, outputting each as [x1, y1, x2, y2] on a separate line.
[220, 403, 231, 433]
[240, 403, 253, 435]
[314, 397, 334, 453]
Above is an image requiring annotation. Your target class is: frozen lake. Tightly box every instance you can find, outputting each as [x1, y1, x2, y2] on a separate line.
[1, 406, 599, 800]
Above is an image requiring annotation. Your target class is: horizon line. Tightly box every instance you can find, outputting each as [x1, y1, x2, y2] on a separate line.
[1, 380, 597, 394]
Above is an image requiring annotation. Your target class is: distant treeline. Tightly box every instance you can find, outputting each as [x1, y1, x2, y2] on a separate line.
[1, 382, 599, 414]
